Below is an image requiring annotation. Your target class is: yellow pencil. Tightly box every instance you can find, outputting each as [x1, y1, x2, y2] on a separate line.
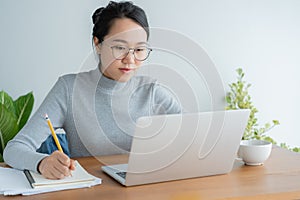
[44, 114, 63, 153]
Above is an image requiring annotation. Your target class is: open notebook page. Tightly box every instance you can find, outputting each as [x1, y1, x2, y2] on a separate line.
[29, 161, 96, 188]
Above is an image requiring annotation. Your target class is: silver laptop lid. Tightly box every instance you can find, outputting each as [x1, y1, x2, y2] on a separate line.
[124, 109, 250, 186]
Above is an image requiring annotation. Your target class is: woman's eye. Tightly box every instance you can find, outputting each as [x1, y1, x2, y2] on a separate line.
[136, 47, 146, 52]
[115, 46, 126, 51]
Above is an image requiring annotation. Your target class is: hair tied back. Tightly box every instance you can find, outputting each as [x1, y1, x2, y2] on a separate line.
[92, 7, 104, 25]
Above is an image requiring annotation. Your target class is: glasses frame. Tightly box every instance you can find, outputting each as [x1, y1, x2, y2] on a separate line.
[100, 43, 152, 61]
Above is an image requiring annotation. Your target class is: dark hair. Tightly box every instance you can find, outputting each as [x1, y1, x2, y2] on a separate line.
[92, 1, 149, 43]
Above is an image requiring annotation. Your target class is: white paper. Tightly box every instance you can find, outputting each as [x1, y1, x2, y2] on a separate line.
[0, 167, 32, 193]
[4, 177, 101, 196]
[0, 161, 101, 196]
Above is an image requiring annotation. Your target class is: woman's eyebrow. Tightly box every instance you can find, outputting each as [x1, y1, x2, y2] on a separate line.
[112, 39, 149, 46]
[136, 41, 149, 46]
[112, 39, 128, 44]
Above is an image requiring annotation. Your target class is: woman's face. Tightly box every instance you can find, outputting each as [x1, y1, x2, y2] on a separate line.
[96, 18, 148, 82]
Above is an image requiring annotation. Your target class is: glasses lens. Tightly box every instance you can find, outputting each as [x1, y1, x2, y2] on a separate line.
[112, 46, 128, 59]
[134, 47, 150, 61]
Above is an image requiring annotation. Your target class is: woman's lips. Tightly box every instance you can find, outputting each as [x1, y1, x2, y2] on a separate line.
[119, 68, 133, 73]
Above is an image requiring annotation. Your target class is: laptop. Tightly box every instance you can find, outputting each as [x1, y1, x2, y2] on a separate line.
[102, 109, 250, 186]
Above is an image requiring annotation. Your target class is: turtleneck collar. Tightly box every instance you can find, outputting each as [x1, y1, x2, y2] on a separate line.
[96, 67, 130, 94]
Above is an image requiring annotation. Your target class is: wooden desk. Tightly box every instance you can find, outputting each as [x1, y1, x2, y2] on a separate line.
[1, 146, 300, 200]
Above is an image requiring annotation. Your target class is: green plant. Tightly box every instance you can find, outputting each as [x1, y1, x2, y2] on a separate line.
[226, 68, 300, 152]
[0, 91, 34, 162]
[225, 68, 279, 143]
[279, 143, 300, 152]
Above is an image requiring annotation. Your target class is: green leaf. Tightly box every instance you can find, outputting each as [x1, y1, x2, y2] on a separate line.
[292, 147, 300, 153]
[14, 92, 34, 131]
[280, 143, 288, 149]
[225, 95, 231, 104]
[263, 136, 277, 144]
[236, 68, 242, 75]
[264, 123, 271, 129]
[273, 120, 280, 125]
[0, 91, 16, 116]
[0, 104, 18, 154]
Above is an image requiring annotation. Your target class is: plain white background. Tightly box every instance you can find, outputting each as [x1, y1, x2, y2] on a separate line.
[0, 0, 299, 147]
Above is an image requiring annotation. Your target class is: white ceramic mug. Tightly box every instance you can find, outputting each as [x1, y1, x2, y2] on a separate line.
[238, 140, 272, 166]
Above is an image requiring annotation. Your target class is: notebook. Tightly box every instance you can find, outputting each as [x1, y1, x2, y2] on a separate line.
[102, 109, 250, 186]
[0, 161, 101, 196]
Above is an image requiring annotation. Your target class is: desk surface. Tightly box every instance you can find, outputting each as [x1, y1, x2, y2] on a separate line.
[1, 146, 300, 200]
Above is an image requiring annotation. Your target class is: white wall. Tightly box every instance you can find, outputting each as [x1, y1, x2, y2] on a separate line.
[1, 0, 299, 147]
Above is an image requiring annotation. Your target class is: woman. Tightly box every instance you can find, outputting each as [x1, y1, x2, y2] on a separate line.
[4, 1, 181, 179]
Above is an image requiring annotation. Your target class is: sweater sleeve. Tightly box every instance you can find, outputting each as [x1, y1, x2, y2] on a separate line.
[151, 83, 182, 115]
[3, 76, 69, 172]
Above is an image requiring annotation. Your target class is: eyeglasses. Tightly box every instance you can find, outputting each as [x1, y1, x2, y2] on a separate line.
[102, 44, 152, 61]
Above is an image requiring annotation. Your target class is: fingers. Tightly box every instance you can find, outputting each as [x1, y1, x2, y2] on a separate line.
[69, 159, 76, 171]
[56, 151, 71, 167]
[38, 151, 75, 179]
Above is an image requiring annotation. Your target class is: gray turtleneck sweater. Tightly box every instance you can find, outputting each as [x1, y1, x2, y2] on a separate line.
[3, 68, 181, 172]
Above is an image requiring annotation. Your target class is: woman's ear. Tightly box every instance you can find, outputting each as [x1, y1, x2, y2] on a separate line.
[93, 37, 101, 54]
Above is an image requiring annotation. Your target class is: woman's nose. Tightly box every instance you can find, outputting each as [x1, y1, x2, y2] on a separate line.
[122, 49, 135, 63]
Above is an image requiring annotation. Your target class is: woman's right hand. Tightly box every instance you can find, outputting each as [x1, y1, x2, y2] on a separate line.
[38, 151, 76, 179]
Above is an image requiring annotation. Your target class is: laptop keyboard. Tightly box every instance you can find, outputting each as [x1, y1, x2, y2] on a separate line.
[116, 172, 127, 179]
